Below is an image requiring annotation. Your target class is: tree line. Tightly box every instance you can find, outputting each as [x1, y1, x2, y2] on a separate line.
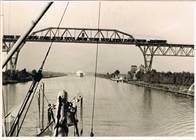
[135, 69, 194, 86]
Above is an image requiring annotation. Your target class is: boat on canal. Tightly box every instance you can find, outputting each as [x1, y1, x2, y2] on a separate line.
[76, 70, 85, 77]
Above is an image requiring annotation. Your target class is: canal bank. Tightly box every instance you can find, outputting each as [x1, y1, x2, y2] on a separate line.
[126, 80, 194, 97]
[3, 70, 67, 85]
[96, 73, 194, 97]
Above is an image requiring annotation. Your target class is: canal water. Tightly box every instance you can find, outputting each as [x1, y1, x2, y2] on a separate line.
[2, 75, 194, 136]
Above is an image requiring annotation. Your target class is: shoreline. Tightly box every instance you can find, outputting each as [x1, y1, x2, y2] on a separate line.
[3, 71, 67, 85]
[126, 80, 194, 97]
[96, 73, 194, 97]
[3, 73, 194, 98]
[2, 75, 65, 85]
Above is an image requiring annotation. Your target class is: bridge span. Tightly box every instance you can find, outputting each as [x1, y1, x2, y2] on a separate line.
[3, 27, 194, 71]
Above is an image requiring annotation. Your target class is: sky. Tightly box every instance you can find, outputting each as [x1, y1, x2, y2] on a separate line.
[2, 1, 195, 73]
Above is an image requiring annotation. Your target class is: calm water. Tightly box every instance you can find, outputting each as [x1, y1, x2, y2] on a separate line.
[2, 75, 194, 136]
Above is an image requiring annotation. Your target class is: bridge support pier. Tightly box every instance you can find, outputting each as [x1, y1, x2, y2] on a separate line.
[143, 54, 154, 72]
[9, 50, 20, 71]
[3, 42, 23, 71]
[137, 45, 157, 72]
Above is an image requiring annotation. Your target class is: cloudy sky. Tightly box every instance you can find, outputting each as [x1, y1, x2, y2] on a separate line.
[2, 1, 195, 73]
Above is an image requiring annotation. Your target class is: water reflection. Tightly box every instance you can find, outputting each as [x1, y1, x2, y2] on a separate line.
[3, 84, 17, 113]
[143, 87, 152, 114]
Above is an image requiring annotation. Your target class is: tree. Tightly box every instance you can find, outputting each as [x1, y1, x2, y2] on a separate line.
[113, 70, 120, 78]
[114, 70, 120, 75]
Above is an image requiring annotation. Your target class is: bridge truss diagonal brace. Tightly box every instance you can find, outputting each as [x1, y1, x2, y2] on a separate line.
[154, 46, 194, 56]
[30, 27, 135, 42]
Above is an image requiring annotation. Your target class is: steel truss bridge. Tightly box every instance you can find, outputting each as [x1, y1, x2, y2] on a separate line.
[3, 27, 194, 71]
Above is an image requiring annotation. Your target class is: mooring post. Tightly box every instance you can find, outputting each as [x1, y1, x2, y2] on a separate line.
[41, 82, 45, 130]
[38, 88, 41, 129]
[80, 97, 83, 135]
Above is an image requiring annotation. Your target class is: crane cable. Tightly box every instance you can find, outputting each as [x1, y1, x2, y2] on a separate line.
[2, 2, 11, 136]
[8, 2, 70, 136]
[27, 0, 70, 132]
[16, 82, 40, 136]
[39, 1, 69, 71]
[2, 92, 7, 136]
[8, 80, 40, 136]
[90, 1, 101, 137]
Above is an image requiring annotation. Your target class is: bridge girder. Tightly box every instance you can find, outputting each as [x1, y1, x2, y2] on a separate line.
[2, 27, 194, 71]
[137, 44, 194, 71]
[136, 44, 194, 57]
[28, 27, 135, 46]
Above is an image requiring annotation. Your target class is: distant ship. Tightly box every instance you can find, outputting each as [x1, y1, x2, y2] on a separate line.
[76, 70, 85, 77]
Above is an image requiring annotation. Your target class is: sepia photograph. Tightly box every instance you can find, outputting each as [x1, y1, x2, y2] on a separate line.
[1, 0, 195, 137]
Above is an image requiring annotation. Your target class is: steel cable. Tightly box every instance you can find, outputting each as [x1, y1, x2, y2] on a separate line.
[39, 2, 69, 71]
[90, 1, 101, 137]
[8, 2, 70, 136]
[16, 81, 40, 136]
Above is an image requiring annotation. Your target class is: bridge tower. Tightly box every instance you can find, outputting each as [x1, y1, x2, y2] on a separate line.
[3, 41, 23, 71]
[137, 45, 156, 71]
[143, 54, 153, 72]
